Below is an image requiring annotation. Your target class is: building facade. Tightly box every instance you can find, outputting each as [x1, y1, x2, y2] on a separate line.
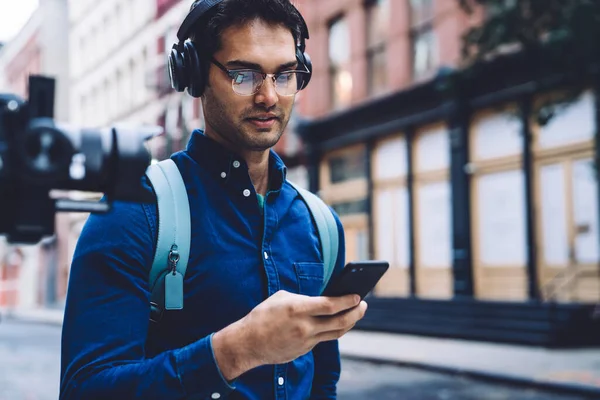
[295, 0, 600, 346]
[68, 0, 158, 128]
[295, 0, 474, 297]
[64, 0, 197, 307]
[0, 0, 70, 309]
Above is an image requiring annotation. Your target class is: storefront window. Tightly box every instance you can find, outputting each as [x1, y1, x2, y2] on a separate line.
[329, 149, 367, 183]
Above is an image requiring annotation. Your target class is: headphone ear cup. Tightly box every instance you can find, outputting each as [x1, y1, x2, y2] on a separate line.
[183, 41, 205, 98]
[301, 51, 312, 88]
[296, 48, 312, 90]
[168, 45, 187, 92]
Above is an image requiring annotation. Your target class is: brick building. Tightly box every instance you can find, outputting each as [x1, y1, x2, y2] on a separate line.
[293, 0, 600, 346]
[293, 0, 476, 296]
[295, 0, 467, 117]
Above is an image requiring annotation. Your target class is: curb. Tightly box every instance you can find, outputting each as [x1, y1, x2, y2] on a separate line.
[340, 354, 600, 399]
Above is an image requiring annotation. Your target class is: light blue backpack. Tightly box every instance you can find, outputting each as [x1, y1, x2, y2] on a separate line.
[145, 159, 339, 322]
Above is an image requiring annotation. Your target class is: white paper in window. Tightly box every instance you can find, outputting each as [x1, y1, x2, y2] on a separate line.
[477, 170, 527, 266]
[539, 91, 595, 148]
[417, 182, 451, 268]
[572, 159, 600, 263]
[375, 137, 407, 179]
[416, 126, 449, 172]
[376, 190, 395, 264]
[474, 112, 522, 160]
[393, 187, 411, 268]
[540, 163, 569, 266]
[356, 230, 370, 261]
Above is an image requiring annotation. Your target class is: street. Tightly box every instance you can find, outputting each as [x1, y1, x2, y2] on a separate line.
[0, 319, 593, 400]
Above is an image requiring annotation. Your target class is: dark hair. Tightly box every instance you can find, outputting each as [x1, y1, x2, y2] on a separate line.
[189, 0, 305, 59]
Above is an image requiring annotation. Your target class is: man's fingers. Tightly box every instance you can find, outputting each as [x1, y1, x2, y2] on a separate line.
[315, 326, 355, 343]
[312, 301, 367, 333]
[305, 294, 361, 316]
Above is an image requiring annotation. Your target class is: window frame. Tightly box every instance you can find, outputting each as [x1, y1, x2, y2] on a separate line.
[371, 135, 412, 297]
[365, 0, 390, 96]
[531, 89, 599, 302]
[412, 123, 453, 299]
[469, 105, 529, 301]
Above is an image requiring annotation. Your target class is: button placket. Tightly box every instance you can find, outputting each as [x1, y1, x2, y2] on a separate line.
[274, 364, 287, 398]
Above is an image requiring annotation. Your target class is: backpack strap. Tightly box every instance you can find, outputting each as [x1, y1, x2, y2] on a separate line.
[146, 159, 191, 322]
[287, 181, 339, 293]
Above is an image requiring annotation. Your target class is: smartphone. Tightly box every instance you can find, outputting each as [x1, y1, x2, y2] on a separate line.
[322, 260, 389, 300]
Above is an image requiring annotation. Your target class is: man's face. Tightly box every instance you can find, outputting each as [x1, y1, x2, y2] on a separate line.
[202, 19, 298, 153]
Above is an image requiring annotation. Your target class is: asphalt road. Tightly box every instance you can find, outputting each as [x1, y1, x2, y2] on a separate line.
[0, 319, 592, 400]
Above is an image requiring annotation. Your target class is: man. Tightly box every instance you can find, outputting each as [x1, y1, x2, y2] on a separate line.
[59, 0, 367, 399]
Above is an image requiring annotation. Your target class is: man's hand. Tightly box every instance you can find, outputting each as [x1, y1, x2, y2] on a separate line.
[212, 291, 367, 381]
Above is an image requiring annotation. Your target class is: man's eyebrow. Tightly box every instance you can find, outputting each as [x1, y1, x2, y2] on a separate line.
[226, 59, 299, 71]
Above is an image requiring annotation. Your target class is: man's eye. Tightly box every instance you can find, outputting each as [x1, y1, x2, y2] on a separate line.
[277, 73, 295, 83]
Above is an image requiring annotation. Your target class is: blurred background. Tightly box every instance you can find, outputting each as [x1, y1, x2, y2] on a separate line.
[0, 0, 599, 399]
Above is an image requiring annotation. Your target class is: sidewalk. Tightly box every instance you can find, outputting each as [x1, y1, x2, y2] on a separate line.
[340, 330, 600, 397]
[3, 307, 600, 397]
[0, 307, 64, 326]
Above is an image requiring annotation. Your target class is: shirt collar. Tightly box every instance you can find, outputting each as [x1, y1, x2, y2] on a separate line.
[185, 130, 287, 191]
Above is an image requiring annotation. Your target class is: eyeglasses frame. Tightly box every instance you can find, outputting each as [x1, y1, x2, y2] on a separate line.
[210, 58, 310, 97]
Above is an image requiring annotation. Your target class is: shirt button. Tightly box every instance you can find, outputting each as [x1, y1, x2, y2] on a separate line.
[211, 393, 221, 399]
[233, 160, 241, 168]
[278, 377, 284, 386]
[264, 251, 269, 260]
[243, 189, 251, 197]
[220, 172, 227, 179]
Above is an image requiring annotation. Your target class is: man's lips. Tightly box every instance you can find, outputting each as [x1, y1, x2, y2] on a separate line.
[246, 114, 280, 121]
[247, 118, 278, 128]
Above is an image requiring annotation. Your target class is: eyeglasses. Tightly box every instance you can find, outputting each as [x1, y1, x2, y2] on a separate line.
[210, 58, 309, 97]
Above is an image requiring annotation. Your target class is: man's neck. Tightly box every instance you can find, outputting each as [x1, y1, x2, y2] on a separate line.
[244, 150, 270, 196]
[203, 128, 270, 196]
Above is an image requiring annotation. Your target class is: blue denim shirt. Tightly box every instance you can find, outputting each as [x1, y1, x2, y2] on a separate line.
[59, 131, 346, 400]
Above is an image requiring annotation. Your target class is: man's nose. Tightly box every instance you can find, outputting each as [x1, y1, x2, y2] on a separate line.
[254, 76, 278, 108]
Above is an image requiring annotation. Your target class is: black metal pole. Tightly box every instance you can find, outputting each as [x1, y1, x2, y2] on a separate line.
[448, 100, 474, 297]
[307, 144, 320, 194]
[365, 140, 375, 260]
[406, 127, 417, 297]
[521, 96, 540, 301]
[594, 76, 600, 285]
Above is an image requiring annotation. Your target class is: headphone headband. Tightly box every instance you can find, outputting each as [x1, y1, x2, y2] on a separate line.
[177, 0, 222, 42]
[176, 0, 310, 47]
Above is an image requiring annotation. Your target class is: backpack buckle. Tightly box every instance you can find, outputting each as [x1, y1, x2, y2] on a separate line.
[149, 302, 164, 323]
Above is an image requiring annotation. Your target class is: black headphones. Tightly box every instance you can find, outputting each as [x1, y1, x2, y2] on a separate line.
[168, 0, 313, 98]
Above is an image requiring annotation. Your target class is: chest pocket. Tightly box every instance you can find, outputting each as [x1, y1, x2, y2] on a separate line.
[294, 262, 324, 297]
